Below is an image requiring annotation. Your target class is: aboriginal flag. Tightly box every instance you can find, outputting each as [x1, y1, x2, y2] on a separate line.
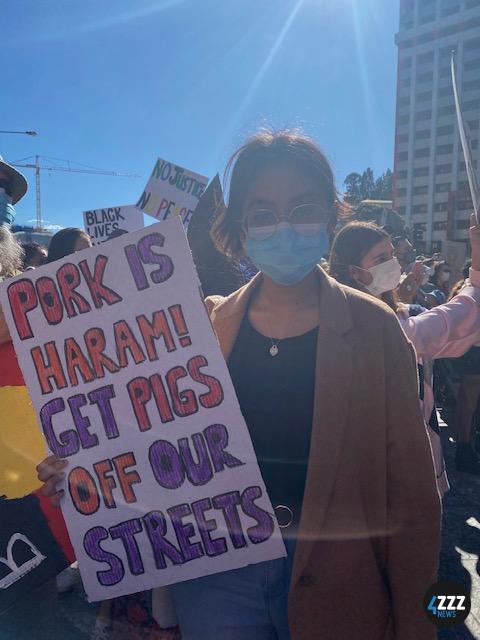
[0, 342, 75, 613]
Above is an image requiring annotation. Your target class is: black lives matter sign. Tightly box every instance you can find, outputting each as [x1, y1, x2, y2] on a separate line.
[0, 218, 285, 601]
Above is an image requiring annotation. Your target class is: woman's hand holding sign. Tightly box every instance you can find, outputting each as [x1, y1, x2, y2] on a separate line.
[37, 455, 68, 507]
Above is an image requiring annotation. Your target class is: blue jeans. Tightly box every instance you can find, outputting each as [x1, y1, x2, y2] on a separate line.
[171, 538, 295, 639]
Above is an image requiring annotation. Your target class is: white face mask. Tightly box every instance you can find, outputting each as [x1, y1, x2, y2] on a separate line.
[440, 270, 450, 284]
[363, 257, 402, 297]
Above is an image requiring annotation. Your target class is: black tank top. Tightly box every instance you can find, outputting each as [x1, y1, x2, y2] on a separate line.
[227, 316, 317, 527]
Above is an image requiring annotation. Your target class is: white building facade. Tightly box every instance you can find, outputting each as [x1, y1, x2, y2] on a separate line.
[393, 0, 480, 253]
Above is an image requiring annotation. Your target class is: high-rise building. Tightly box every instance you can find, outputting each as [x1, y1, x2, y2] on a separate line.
[393, 0, 480, 253]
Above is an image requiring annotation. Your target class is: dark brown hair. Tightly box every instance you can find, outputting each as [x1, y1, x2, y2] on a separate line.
[448, 259, 471, 301]
[211, 128, 348, 259]
[46, 227, 90, 263]
[329, 221, 398, 311]
[431, 260, 450, 295]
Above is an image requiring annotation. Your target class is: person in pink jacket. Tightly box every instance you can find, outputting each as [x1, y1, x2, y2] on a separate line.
[329, 216, 480, 491]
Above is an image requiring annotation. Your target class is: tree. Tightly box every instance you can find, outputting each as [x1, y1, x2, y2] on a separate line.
[343, 168, 393, 204]
[343, 172, 362, 204]
[360, 168, 375, 200]
[374, 169, 393, 200]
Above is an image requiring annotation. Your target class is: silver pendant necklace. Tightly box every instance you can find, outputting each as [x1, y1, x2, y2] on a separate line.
[269, 339, 280, 357]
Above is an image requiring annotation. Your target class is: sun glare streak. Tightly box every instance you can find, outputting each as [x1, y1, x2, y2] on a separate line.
[15, 0, 187, 44]
[350, 1, 376, 143]
[79, 0, 187, 34]
[217, 0, 305, 155]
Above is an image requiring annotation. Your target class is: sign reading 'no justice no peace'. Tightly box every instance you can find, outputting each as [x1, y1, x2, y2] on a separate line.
[0, 218, 285, 602]
[136, 158, 209, 226]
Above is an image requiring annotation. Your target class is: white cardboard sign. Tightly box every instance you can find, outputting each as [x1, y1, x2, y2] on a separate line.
[83, 205, 144, 244]
[0, 218, 285, 602]
[137, 158, 208, 226]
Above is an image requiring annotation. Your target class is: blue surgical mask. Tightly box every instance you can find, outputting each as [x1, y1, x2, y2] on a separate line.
[0, 189, 16, 226]
[246, 223, 330, 285]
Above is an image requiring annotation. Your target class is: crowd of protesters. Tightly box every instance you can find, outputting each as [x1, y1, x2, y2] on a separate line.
[1, 132, 479, 638]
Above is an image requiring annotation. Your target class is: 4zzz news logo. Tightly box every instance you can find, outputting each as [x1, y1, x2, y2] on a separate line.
[423, 581, 471, 628]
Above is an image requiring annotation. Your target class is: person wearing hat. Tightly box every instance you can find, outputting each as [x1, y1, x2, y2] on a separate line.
[0, 155, 28, 226]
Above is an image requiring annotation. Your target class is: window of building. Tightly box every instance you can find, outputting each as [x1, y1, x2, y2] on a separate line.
[437, 105, 455, 116]
[440, 0, 460, 17]
[436, 125, 454, 136]
[437, 85, 453, 98]
[418, 0, 436, 24]
[396, 188, 407, 197]
[417, 71, 434, 83]
[419, 12, 435, 25]
[413, 222, 427, 232]
[434, 221, 448, 231]
[401, 18, 414, 29]
[464, 59, 480, 72]
[397, 133, 409, 143]
[415, 167, 430, 177]
[415, 148, 430, 158]
[459, 159, 478, 170]
[439, 66, 452, 78]
[399, 56, 413, 68]
[440, 46, 453, 60]
[472, 139, 479, 149]
[397, 151, 409, 162]
[463, 99, 480, 112]
[437, 144, 454, 154]
[465, 37, 480, 52]
[458, 199, 474, 210]
[436, 163, 452, 174]
[435, 203, 449, 212]
[397, 170, 408, 179]
[468, 120, 480, 130]
[436, 183, 451, 193]
[398, 114, 410, 125]
[400, 0, 414, 28]
[399, 77, 412, 89]
[398, 96, 410, 107]
[396, 206, 406, 215]
[465, 0, 480, 8]
[416, 91, 431, 104]
[417, 51, 434, 64]
[417, 110, 432, 121]
[463, 80, 480, 93]
[456, 219, 470, 229]
[414, 185, 429, 195]
[416, 129, 430, 140]
[413, 204, 428, 214]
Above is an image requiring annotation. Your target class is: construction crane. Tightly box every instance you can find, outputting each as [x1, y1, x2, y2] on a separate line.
[10, 155, 140, 230]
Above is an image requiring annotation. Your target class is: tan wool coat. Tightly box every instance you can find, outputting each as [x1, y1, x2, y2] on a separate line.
[206, 266, 442, 640]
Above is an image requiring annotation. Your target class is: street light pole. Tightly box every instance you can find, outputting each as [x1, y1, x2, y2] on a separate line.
[0, 130, 38, 136]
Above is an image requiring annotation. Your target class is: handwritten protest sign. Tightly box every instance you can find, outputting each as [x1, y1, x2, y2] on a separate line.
[0, 218, 285, 602]
[83, 205, 144, 244]
[137, 158, 208, 226]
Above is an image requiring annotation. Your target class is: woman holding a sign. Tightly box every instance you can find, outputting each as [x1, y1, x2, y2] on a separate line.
[39, 130, 440, 640]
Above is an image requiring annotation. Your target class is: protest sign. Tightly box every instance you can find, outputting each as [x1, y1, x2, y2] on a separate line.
[137, 158, 208, 226]
[83, 205, 144, 245]
[187, 175, 244, 297]
[0, 218, 285, 602]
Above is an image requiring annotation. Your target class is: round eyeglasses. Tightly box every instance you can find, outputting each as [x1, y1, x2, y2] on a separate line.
[244, 203, 331, 240]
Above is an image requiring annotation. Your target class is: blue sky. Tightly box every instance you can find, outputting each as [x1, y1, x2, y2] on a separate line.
[1, 0, 399, 230]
